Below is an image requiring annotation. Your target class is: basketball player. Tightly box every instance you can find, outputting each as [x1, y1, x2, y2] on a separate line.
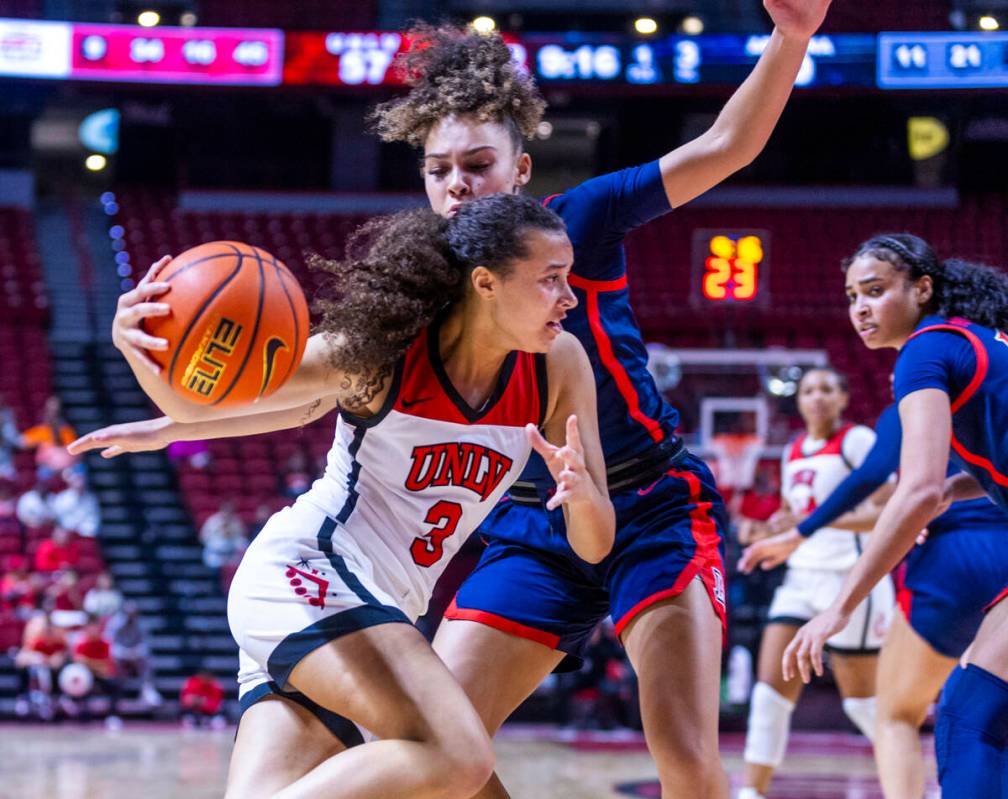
[76, 194, 615, 799]
[744, 388, 1008, 799]
[737, 368, 892, 799]
[82, 6, 833, 795]
[745, 233, 1008, 798]
[367, 8, 830, 797]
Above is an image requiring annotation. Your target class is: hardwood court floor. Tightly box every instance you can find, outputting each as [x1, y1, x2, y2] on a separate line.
[0, 723, 937, 798]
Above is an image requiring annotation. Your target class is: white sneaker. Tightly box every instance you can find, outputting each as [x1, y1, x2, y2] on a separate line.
[141, 684, 163, 706]
[210, 714, 227, 730]
[737, 789, 767, 799]
[104, 715, 123, 731]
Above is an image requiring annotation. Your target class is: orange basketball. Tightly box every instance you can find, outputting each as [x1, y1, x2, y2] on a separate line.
[142, 241, 310, 408]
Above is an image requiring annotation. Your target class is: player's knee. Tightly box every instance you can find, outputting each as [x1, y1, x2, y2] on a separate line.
[875, 690, 927, 728]
[433, 729, 496, 798]
[743, 681, 795, 769]
[842, 696, 877, 742]
[650, 724, 722, 786]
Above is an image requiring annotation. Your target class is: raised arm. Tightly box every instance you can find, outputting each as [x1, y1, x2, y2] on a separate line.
[659, 0, 832, 208]
[528, 332, 614, 564]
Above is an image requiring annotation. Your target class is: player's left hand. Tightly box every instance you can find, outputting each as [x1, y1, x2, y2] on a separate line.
[764, 0, 832, 41]
[527, 415, 591, 511]
[782, 604, 849, 683]
[738, 528, 803, 573]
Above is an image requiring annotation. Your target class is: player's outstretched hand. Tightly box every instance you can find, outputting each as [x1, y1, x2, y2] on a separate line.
[738, 528, 803, 573]
[782, 605, 849, 683]
[112, 256, 173, 375]
[68, 416, 175, 459]
[764, 0, 832, 41]
[527, 415, 590, 511]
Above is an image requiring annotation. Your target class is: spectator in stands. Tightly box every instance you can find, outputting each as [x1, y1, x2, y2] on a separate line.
[733, 464, 784, 545]
[179, 668, 225, 728]
[72, 616, 121, 724]
[16, 477, 57, 530]
[14, 610, 67, 720]
[166, 439, 211, 470]
[280, 450, 312, 498]
[20, 396, 77, 479]
[106, 602, 161, 706]
[199, 501, 248, 570]
[47, 568, 87, 627]
[0, 478, 20, 518]
[0, 555, 38, 617]
[52, 464, 100, 538]
[83, 571, 123, 619]
[0, 396, 22, 481]
[33, 526, 78, 573]
[249, 502, 272, 540]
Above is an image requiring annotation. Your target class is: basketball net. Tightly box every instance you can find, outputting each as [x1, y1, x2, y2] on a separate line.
[709, 433, 763, 491]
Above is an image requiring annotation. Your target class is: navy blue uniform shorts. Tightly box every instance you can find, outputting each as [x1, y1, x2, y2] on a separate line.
[898, 527, 1008, 658]
[447, 456, 729, 661]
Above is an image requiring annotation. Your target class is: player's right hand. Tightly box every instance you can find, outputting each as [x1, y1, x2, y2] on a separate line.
[111, 256, 173, 375]
[738, 528, 803, 573]
[68, 416, 175, 459]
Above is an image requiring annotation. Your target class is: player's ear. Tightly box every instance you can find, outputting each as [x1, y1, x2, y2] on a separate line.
[469, 266, 497, 300]
[915, 274, 934, 307]
[514, 152, 532, 190]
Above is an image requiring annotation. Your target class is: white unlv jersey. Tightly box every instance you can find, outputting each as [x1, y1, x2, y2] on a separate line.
[782, 423, 876, 571]
[300, 322, 547, 621]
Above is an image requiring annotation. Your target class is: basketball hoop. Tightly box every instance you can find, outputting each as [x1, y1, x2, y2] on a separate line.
[709, 432, 764, 491]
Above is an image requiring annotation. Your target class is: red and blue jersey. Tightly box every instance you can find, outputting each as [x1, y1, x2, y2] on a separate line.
[796, 402, 1006, 539]
[894, 315, 1008, 512]
[517, 159, 679, 488]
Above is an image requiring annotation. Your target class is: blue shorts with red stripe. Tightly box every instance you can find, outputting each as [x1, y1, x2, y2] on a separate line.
[446, 454, 728, 662]
[897, 526, 1008, 658]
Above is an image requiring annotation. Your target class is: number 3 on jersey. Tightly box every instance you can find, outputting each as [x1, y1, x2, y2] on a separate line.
[410, 500, 463, 567]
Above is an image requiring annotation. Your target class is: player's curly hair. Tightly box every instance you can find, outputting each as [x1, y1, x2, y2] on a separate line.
[843, 233, 1008, 330]
[369, 23, 546, 149]
[311, 193, 565, 408]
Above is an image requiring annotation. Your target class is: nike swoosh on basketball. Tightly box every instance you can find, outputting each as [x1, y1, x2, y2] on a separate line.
[258, 336, 288, 397]
[401, 396, 433, 409]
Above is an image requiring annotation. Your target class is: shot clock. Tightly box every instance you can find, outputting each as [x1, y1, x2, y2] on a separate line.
[692, 230, 769, 306]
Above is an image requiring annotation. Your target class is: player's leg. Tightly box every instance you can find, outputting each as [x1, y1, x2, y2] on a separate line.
[741, 621, 805, 798]
[434, 619, 565, 799]
[266, 621, 495, 799]
[935, 592, 1008, 798]
[227, 694, 349, 798]
[872, 610, 955, 799]
[621, 577, 729, 799]
[830, 652, 879, 738]
[434, 534, 601, 799]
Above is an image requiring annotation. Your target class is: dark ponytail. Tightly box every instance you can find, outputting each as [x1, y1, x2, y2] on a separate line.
[843, 232, 1008, 330]
[312, 193, 565, 406]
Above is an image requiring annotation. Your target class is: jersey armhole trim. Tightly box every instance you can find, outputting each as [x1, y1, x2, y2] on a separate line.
[905, 323, 988, 412]
[338, 357, 405, 429]
[534, 352, 549, 428]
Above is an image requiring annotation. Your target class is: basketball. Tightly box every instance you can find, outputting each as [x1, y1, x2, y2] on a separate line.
[58, 663, 94, 698]
[141, 241, 310, 408]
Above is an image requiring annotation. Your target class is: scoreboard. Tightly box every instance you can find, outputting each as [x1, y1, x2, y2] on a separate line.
[878, 32, 1008, 88]
[3, 18, 1008, 92]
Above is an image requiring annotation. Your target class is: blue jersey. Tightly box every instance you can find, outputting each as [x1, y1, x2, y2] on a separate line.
[518, 160, 679, 487]
[894, 315, 1008, 512]
[797, 403, 1006, 538]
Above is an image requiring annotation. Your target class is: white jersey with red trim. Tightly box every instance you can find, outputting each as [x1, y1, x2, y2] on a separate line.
[782, 424, 876, 571]
[301, 320, 548, 620]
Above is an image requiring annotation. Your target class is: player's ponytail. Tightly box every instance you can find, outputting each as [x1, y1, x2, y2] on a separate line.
[843, 233, 1008, 330]
[312, 193, 565, 407]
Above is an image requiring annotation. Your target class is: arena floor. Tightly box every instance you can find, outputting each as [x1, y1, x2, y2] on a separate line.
[0, 723, 936, 798]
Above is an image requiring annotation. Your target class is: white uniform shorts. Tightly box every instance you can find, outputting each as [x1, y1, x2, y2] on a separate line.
[767, 566, 895, 652]
[229, 501, 412, 744]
